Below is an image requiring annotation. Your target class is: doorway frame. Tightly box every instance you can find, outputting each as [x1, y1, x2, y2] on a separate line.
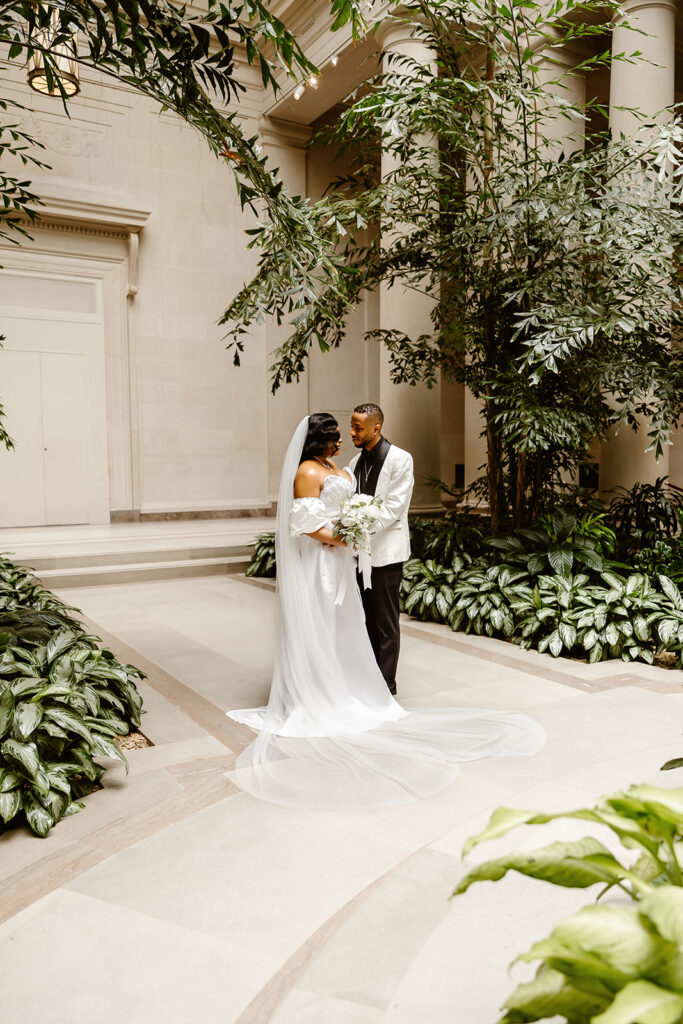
[0, 261, 110, 524]
[0, 189, 150, 521]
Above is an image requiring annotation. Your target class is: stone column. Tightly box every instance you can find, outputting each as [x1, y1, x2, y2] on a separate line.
[464, 388, 487, 491]
[609, 0, 675, 138]
[599, 0, 676, 496]
[535, 46, 587, 155]
[377, 24, 442, 510]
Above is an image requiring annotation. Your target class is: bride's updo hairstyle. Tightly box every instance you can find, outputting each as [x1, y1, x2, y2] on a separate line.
[300, 413, 341, 463]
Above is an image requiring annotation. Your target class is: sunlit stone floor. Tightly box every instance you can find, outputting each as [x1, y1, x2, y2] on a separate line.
[1, 574, 682, 1024]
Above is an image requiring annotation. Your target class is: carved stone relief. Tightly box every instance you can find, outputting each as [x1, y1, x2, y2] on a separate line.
[24, 113, 105, 159]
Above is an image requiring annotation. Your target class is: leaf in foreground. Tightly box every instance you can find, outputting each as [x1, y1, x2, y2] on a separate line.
[455, 838, 634, 895]
[592, 979, 683, 1024]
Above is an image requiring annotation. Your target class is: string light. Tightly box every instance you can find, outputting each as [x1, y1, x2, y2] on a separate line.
[291, 51, 340, 102]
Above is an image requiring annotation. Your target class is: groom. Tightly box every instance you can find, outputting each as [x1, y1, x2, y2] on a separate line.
[349, 403, 414, 695]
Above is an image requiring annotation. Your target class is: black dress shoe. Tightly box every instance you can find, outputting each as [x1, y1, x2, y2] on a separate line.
[388, 685, 397, 695]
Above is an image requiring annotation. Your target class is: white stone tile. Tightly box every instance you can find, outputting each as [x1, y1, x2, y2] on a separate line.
[116, 734, 227, 774]
[285, 848, 460, 1014]
[271, 989, 384, 1024]
[0, 888, 280, 1024]
[0, 769, 183, 883]
[130, 677, 209, 745]
[383, 872, 589, 1024]
[308, 772, 513, 855]
[65, 793, 406, 961]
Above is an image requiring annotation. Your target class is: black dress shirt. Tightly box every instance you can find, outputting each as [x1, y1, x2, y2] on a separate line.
[355, 436, 391, 496]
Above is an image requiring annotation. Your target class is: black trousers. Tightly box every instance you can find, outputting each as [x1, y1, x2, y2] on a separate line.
[358, 561, 403, 694]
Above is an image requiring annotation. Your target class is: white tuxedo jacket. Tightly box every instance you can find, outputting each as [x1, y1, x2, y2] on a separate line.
[348, 443, 414, 567]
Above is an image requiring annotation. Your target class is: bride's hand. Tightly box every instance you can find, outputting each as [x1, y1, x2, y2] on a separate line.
[307, 526, 347, 548]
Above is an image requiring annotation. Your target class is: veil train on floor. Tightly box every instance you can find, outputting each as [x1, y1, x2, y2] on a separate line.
[226, 417, 545, 809]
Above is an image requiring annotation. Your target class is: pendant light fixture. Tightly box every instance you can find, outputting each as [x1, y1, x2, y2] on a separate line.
[27, 9, 80, 97]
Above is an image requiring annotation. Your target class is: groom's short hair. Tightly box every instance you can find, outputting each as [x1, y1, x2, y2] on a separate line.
[354, 403, 384, 425]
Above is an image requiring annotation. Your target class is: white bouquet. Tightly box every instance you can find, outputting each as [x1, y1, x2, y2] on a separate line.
[333, 493, 383, 590]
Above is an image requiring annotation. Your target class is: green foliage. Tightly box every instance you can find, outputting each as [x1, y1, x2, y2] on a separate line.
[0, 554, 79, 615]
[607, 478, 683, 558]
[409, 513, 487, 566]
[513, 571, 668, 666]
[633, 542, 683, 587]
[245, 532, 276, 578]
[0, 0, 370, 445]
[224, 0, 683, 531]
[403, 493, 683, 666]
[499, 897, 683, 1024]
[513, 573, 595, 660]
[0, 394, 14, 452]
[0, 556, 144, 836]
[0, 606, 84, 646]
[399, 558, 461, 624]
[0, 627, 144, 836]
[447, 564, 527, 638]
[488, 509, 616, 577]
[0, 0, 321, 185]
[455, 785, 683, 1023]
[400, 542, 683, 666]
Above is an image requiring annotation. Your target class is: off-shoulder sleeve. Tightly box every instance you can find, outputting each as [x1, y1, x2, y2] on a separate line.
[290, 497, 329, 537]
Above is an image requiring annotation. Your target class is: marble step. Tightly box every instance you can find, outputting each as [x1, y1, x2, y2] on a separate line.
[32, 554, 251, 589]
[14, 543, 251, 572]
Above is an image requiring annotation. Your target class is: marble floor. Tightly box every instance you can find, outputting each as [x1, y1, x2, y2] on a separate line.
[1, 574, 683, 1024]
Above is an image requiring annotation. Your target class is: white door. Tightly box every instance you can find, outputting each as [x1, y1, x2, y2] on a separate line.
[0, 266, 109, 527]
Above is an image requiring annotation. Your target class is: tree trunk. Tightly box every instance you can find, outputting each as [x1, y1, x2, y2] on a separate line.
[529, 458, 543, 524]
[485, 384, 504, 531]
[482, 21, 500, 528]
[513, 451, 527, 529]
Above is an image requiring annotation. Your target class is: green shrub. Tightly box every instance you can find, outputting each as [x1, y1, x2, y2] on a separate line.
[487, 508, 616, 577]
[607, 477, 683, 557]
[243, 515, 683, 668]
[400, 558, 463, 623]
[0, 606, 84, 646]
[455, 785, 683, 1023]
[409, 513, 487, 566]
[401, 554, 683, 667]
[448, 564, 527, 638]
[0, 554, 80, 614]
[245, 532, 276, 578]
[513, 571, 667, 665]
[0, 627, 144, 836]
[634, 540, 683, 586]
[513, 572, 594, 659]
[0, 556, 144, 836]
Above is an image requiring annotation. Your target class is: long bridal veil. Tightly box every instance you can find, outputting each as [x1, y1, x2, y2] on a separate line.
[226, 417, 545, 808]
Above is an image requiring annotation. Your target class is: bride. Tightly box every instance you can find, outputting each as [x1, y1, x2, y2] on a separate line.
[227, 413, 545, 808]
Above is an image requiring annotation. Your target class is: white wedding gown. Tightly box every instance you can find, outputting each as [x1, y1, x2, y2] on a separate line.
[227, 418, 545, 808]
